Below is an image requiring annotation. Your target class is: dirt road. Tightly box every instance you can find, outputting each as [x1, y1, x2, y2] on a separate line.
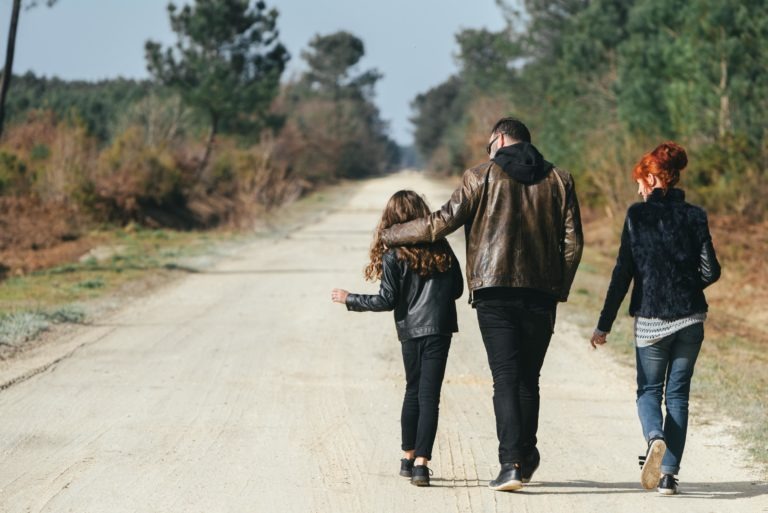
[0, 171, 765, 513]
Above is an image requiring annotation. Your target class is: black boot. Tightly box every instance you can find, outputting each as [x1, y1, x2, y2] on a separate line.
[399, 458, 415, 478]
[411, 465, 432, 486]
[489, 463, 523, 491]
[521, 447, 540, 484]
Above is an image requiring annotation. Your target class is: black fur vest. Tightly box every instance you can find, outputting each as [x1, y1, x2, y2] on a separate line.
[597, 188, 721, 332]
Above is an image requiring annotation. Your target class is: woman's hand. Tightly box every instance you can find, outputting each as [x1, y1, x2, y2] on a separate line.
[331, 288, 349, 304]
[590, 329, 608, 349]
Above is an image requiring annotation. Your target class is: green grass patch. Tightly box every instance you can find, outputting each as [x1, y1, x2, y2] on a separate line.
[0, 305, 86, 347]
[0, 225, 240, 319]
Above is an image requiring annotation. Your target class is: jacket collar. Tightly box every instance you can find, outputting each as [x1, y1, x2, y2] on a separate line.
[647, 188, 685, 203]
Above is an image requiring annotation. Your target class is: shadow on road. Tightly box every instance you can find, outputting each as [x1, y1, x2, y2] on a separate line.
[429, 479, 767, 499]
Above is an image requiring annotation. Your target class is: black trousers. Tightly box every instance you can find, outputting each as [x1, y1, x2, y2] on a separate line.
[475, 297, 555, 464]
[400, 334, 451, 460]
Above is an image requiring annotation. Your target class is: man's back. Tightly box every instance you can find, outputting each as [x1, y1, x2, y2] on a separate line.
[462, 148, 580, 300]
[382, 142, 583, 302]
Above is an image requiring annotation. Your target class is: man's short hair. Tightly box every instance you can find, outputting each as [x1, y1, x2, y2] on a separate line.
[491, 118, 531, 143]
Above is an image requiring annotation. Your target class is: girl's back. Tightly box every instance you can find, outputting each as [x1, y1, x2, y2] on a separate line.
[346, 247, 463, 340]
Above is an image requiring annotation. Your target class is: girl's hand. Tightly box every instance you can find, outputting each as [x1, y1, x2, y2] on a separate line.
[590, 329, 608, 349]
[331, 288, 349, 304]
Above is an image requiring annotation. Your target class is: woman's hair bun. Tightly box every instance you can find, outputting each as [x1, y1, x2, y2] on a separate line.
[654, 142, 688, 172]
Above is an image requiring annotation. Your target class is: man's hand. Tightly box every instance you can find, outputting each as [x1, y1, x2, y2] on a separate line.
[331, 288, 349, 304]
[590, 329, 608, 349]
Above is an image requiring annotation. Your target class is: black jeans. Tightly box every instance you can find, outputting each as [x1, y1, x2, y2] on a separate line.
[400, 334, 451, 460]
[475, 296, 555, 464]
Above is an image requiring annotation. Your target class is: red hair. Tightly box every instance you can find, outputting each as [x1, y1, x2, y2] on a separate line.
[632, 142, 688, 189]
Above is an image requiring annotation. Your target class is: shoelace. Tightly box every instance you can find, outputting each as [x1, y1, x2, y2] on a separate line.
[663, 475, 679, 486]
[638, 455, 646, 469]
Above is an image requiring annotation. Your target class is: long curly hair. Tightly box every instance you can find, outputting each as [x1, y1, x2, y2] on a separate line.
[364, 190, 454, 281]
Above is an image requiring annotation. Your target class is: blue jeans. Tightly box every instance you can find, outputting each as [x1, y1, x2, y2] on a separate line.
[635, 322, 704, 475]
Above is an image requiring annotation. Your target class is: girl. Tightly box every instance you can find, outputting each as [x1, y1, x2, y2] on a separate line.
[591, 142, 721, 495]
[331, 190, 463, 487]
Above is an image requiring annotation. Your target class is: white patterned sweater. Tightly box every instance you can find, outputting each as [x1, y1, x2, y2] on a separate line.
[633, 313, 707, 347]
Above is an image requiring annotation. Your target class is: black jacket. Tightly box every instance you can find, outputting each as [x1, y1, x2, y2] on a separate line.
[346, 248, 464, 341]
[597, 188, 721, 332]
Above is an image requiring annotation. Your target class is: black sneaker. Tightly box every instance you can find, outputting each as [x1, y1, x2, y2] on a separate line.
[521, 447, 540, 484]
[489, 463, 523, 491]
[399, 458, 415, 478]
[658, 474, 679, 495]
[639, 437, 667, 490]
[411, 465, 432, 486]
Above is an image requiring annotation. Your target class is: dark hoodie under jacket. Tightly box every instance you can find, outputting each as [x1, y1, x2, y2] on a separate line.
[346, 248, 464, 341]
[492, 142, 552, 184]
[381, 142, 584, 302]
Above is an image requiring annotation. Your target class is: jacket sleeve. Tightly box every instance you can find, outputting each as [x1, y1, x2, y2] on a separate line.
[597, 217, 634, 333]
[697, 213, 721, 288]
[559, 177, 584, 301]
[345, 252, 400, 312]
[381, 169, 481, 246]
[449, 247, 464, 300]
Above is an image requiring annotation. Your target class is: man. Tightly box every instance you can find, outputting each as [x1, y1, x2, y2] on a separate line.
[381, 118, 583, 491]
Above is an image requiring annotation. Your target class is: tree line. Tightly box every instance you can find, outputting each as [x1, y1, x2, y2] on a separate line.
[0, 0, 399, 233]
[411, 0, 767, 220]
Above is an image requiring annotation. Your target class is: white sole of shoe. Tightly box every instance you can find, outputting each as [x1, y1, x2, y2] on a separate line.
[640, 439, 667, 490]
[658, 487, 678, 496]
[489, 479, 523, 492]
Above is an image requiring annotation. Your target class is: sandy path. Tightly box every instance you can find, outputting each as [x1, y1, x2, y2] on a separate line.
[0, 171, 765, 513]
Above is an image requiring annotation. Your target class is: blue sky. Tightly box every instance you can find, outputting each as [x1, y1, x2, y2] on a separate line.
[0, 0, 509, 145]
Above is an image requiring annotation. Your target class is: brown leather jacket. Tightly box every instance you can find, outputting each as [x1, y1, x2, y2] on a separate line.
[381, 142, 583, 302]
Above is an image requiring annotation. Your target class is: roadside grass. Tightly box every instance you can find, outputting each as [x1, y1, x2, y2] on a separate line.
[0, 227, 228, 312]
[563, 226, 768, 474]
[0, 306, 87, 350]
[0, 179, 356, 354]
[0, 226, 239, 354]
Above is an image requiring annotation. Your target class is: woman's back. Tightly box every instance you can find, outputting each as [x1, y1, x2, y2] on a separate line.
[624, 188, 717, 320]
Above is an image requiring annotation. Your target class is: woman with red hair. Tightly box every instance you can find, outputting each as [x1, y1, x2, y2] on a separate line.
[590, 142, 721, 495]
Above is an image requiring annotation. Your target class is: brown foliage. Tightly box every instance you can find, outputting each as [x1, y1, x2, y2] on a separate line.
[462, 95, 515, 167]
[0, 106, 313, 276]
[186, 136, 310, 228]
[274, 97, 388, 182]
[0, 196, 85, 275]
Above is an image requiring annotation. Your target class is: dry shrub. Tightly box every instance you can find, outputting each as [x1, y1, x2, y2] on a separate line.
[0, 103, 311, 237]
[0, 110, 97, 202]
[0, 110, 59, 196]
[89, 126, 185, 226]
[0, 196, 86, 275]
[42, 117, 97, 202]
[188, 135, 309, 228]
[462, 95, 516, 167]
[0, 196, 80, 251]
[427, 144, 463, 175]
[275, 97, 388, 182]
[1, 110, 59, 157]
[580, 125, 652, 222]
